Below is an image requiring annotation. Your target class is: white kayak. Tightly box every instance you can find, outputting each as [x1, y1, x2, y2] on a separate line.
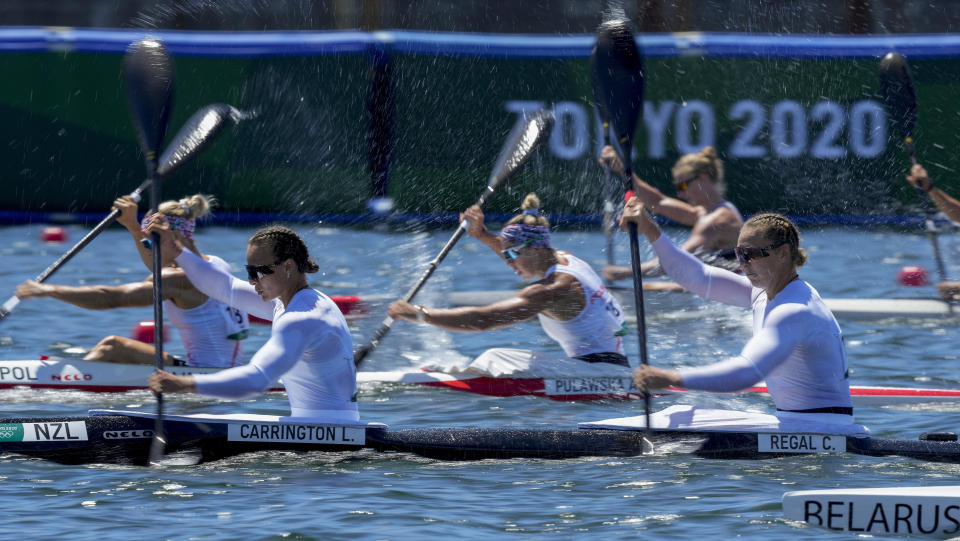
[356, 368, 960, 407]
[782, 486, 960, 538]
[446, 290, 958, 321]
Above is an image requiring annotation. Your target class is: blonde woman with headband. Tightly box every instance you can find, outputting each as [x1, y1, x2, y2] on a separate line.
[388, 193, 629, 374]
[620, 198, 857, 430]
[15, 194, 249, 367]
[600, 145, 744, 285]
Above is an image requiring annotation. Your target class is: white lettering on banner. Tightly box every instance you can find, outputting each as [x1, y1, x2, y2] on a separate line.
[643, 101, 676, 158]
[758, 433, 845, 453]
[675, 100, 715, 154]
[0, 365, 39, 382]
[505, 99, 889, 161]
[550, 101, 589, 160]
[228, 423, 365, 445]
[810, 101, 846, 159]
[729, 100, 767, 158]
[849, 100, 886, 158]
[801, 500, 960, 536]
[25, 422, 88, 442]
[544, 377, 636, 395]
[771, 100, 807, 158]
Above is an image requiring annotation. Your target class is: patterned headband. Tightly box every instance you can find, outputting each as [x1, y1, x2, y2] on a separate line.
[140, 213, 196, 239]
[499, 224, 551, 249]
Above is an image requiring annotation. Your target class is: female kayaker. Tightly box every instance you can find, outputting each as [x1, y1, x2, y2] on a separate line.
[620, 197, 855, 424]
[15, 194, 248, 367]
[388, 193, 629, 373]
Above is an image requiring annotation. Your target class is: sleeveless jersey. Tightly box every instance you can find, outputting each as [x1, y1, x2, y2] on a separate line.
[537, 252, 627, 358]
[164, 255, 249, 367]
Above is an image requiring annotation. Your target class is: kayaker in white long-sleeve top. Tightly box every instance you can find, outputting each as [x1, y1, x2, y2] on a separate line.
[619, 197, 854, 424]
[146, 223, 358, 422]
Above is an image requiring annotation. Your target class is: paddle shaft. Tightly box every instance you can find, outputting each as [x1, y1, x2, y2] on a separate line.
[148, 175, 168, 462]
[0, 180, 151, 322]
[904, 139, 951, 286]
[354, 185, 496, 366]
[599, 124, 616, 265]
[623, 164, 651, 430]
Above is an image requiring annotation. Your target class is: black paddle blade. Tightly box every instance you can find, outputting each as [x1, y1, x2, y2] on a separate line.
[878, 52, 917, 140]
[123, 39, 174, 175]
[592, 17, 644, 170]
[157, 104, 250, 177]
[589, 51, 611, 132]
[488, 109, 555, 190]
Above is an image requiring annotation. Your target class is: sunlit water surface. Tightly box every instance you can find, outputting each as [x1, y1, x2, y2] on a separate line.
[0, 222, 958, 540]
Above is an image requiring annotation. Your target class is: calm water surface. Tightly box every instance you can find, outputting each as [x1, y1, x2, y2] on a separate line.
[0, 221, 958, 540]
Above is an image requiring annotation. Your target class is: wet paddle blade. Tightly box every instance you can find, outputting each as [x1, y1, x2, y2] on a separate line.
[123, 39, 174, 176]
[157, 104, 250, 177]
[878, 52, 917, 140]
[487, 109, 555, 192]
[592, 17, 644, 172]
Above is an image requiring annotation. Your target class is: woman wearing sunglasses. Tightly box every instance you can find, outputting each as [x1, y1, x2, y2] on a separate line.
[15, 194, 249, 368]
[599, 146, 743, 286]
[388, 193, 629, 374]
[146, 224, 358, 422]
[619, 197, 855, 425]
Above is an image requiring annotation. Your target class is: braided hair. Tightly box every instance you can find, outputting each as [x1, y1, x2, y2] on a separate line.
[744, 213, 807, 267]
[249, 225, 319, 274]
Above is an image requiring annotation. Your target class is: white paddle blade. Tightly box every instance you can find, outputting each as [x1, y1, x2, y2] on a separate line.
[487, 108, 555, 190]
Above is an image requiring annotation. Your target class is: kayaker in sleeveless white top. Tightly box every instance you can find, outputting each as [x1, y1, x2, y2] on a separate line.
[600, 145, 744, 285]
[14, 194, 249, 368]
[164, 255, 249, 367]
[388, 193, 629, 377]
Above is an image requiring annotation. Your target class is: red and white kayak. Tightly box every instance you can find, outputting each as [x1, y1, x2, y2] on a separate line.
[0, 359, 283, 393]
[445, 290, 959, 321]
[356, 368, 960, 407]
[1, 358, 958, 407]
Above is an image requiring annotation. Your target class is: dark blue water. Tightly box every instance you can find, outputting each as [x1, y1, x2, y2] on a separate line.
[0, 222, 958, 540]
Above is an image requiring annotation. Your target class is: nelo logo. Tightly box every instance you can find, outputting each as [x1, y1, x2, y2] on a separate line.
[103, 430, 154, 439]
[51, 373, 93, 382]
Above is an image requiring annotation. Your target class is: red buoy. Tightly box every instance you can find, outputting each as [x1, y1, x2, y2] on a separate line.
[332, 295, 365, 315]
[247, 295, 367, 324]
[41, 226, 67, 243]
[131, 320, 169, 344]
[897, 265, 929, 287]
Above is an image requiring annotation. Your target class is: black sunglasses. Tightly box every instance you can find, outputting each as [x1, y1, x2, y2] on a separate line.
[734, 240, 789, 264]
[246, 262, 281, 281]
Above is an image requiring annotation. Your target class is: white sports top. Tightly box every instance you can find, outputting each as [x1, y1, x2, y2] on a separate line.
[174, 249, 358, 421]
[651, 234, 852, 412]
[537, 252, 627, 358]
[164, 255, 248, 368]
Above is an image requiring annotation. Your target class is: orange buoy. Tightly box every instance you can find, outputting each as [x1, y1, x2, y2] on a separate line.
[41, 226, 67, 243]
[131, 320, 169, 344]
[896, 265, 929, 287]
